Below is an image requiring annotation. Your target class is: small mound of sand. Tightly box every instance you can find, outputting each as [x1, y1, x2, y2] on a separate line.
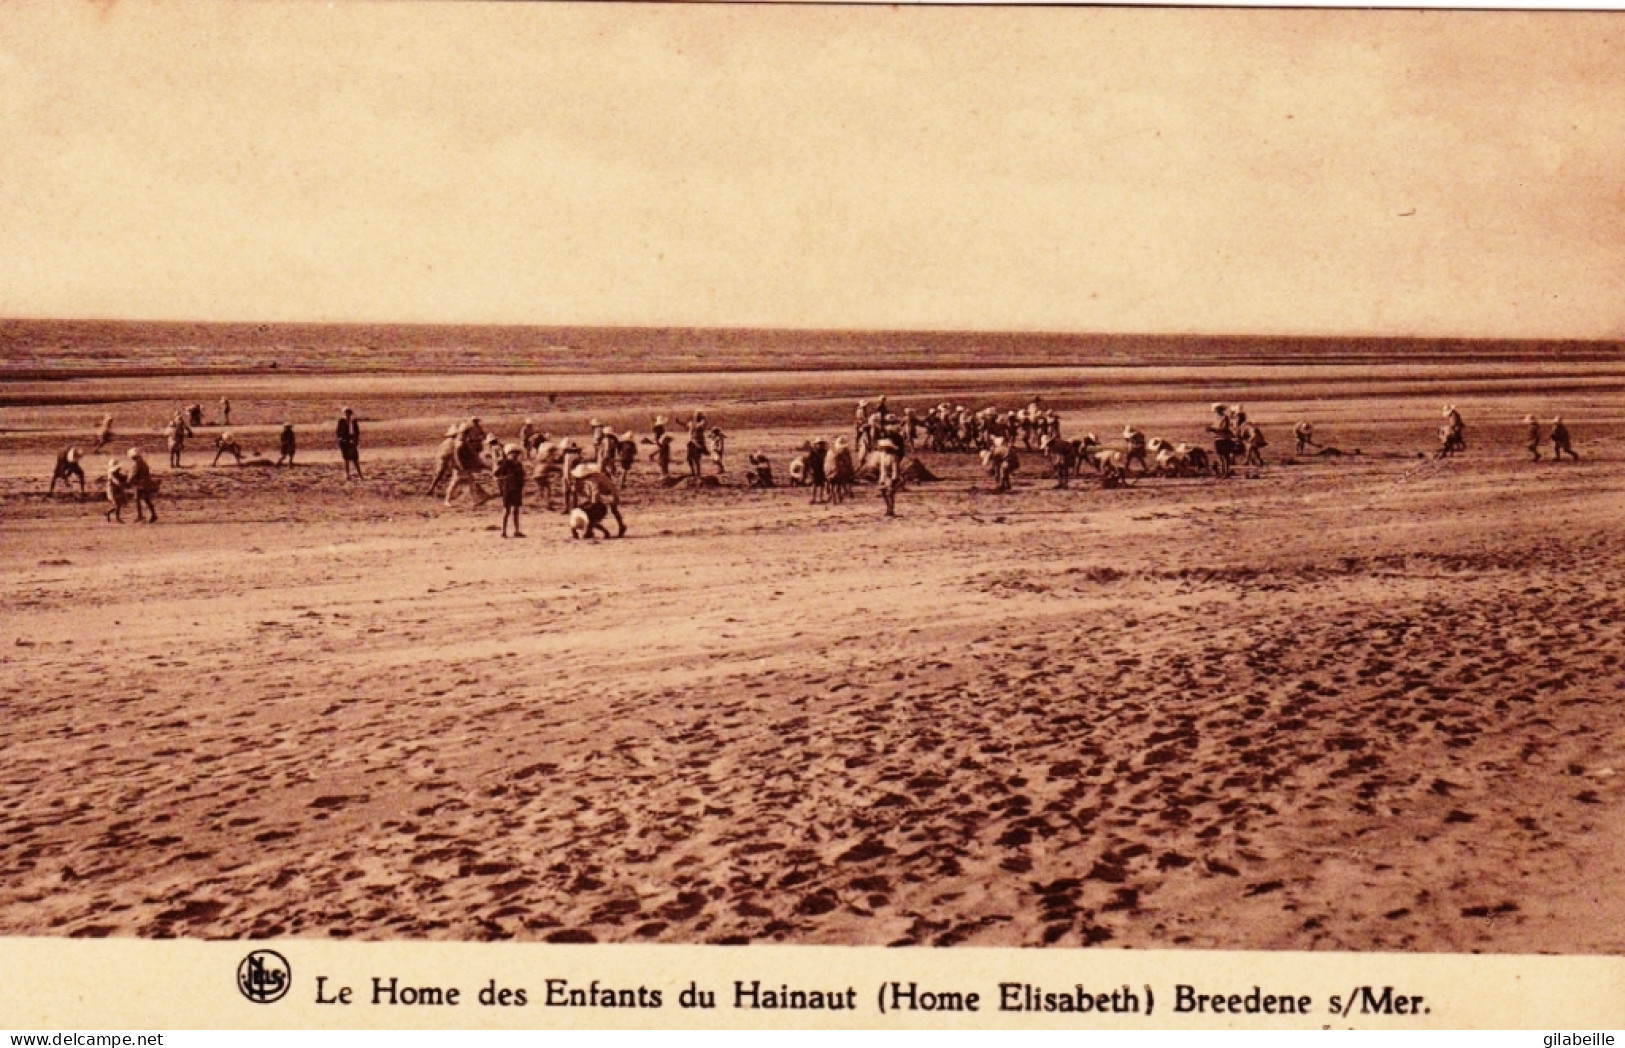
[856, 455, 938, 484]
[899, 457, 938, 483]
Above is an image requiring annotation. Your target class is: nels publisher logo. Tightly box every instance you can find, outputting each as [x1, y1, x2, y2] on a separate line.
[237, 949, 292, 1004]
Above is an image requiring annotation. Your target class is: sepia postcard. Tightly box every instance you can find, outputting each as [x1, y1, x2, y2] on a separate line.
[0, 0, 1622, 1031]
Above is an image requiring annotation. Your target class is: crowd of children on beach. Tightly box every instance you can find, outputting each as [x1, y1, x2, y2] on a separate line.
[43, 397, 1590, 537]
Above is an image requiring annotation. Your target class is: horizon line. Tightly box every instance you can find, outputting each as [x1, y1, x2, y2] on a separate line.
[3, 318, 1624, 345]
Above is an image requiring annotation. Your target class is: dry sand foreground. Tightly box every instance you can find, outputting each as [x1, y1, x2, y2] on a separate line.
[1, 383, 1623, 952]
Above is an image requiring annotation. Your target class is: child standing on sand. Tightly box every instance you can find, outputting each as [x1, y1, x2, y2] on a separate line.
[1524, 416, 1542, 461]
[647, 432, 673, 477]
[105, 459, 132, 522]
[1550, 418, 1578, 462]
[709, 426, 727, 473]
[336, 408, 362, 479]
[127, 448, 159, 523]
[495, 445, 527, 538]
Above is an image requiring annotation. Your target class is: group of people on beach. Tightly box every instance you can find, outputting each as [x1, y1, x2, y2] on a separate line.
[903, 398, 1062, 455]
[92, 404, 317, 473]
[779, 396, 911, 514]
[47, 443, 164, 522]
[50, 405, 346, 524]
[430, 415, 631, 540]
[97, 449, 160, 523]
[46, 394, 1587, 534]
[1435, 405, 1576, 462]
[421, 400, 918, 534]
[1523, 414, 1579, 462]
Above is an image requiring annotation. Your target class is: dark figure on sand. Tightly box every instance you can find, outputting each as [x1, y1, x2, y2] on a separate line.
[875, 431, 905, 517]
[1525, 416, 1542, 462]
[212, 432, 243, 467]
[1438, 405, 1466, 458]
[91, 415, 115, 452]
[571, 465, 627, 537]
[495, 445, 527, 538]
[336, 408, 362, 479]
[104, 460, 132, 522]
[50, 447, 86, 496]
[570, 500, 613, 540]
[1550, 418, 1578, 462]
[165, 414, 191, 468]
[746, 452, 774, 488]
[126, 449, 159, 523]
[805, 439, 829, 504]
[646, 432, 674, 478]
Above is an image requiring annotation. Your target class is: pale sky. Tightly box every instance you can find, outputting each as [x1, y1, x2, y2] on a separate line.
[3, 3, 1624, 337]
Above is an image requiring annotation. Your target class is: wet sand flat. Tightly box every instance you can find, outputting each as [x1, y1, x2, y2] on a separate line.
[0, 367, 1622, 951]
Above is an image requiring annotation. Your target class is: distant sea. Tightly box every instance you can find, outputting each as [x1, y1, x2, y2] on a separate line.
[2, 320, 1620, 377]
